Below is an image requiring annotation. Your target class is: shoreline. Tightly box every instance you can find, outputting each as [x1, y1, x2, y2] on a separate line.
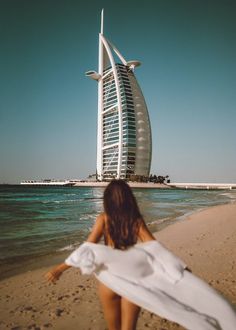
[73, 181, 236, 190]
[4, 181, 236, 190]
[154, 203, 236, 281]
[0, 203, 236, 329]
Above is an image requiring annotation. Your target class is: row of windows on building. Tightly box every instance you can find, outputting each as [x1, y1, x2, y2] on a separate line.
[103, 110, 136, 123]
[103, 155, 136, 163]
[103, 162, 136, 171]
[103, 118, 136, 135]
[103, 70, 132, 91]
[103, 148, 136, 158]
[103, 123, 136, 134]
[103, 92, 134, 106]
[104, 103, 135, 117]
[103, 88, 133, 100]
[103, 129, 136, 139]
[103, 92, 134, 110]
[103, 114, 136, 128]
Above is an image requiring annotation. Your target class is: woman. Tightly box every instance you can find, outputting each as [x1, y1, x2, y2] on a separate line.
[46, 180, 236, 330]
[46, 179, 155, 330]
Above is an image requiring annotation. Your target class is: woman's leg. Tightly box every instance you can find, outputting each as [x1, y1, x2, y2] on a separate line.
[98, 281, 121, 330]
[121, 297, 141, 330]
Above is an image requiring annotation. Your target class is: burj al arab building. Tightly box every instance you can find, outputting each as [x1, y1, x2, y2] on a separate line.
[86, 10, 152, 181]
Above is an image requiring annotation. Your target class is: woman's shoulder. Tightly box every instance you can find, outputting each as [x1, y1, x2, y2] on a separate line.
[86, 213, 106, 243]
[97, 212, 106, 220]
[96, 212, 107, 226]
[138, 218, 156, 242]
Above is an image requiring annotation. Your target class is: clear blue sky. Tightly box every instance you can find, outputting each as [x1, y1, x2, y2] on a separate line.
[0, 0, 235, 184]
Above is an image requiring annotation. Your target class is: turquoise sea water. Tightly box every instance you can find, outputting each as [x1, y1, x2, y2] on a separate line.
[0, 185, 236, 278]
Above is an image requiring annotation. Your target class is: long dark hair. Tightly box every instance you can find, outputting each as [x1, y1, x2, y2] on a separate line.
[103, 179, 143, 249]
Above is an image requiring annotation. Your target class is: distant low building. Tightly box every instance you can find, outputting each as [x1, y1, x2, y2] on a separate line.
[86, 174, 98, 182]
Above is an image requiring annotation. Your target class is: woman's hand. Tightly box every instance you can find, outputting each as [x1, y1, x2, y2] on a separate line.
[45, 267, 62, 283]
[45, 263, 71, 283]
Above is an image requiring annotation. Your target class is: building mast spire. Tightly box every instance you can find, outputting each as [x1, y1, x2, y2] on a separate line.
[96, 9, 104, 180]
[101, 8, 104, 35]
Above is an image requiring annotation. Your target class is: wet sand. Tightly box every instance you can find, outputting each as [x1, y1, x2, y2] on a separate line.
[0, 203, 235, 330]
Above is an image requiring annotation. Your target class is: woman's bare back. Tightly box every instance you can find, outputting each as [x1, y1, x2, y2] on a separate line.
[90, 213, 155, 330]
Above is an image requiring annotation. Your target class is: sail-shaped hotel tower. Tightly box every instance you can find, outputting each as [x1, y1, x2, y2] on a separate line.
[86, 10, 152, 181]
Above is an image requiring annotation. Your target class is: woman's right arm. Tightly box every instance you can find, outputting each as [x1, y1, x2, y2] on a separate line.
[45, 263, 71, 283]
[45, 213, 105, 283]
[86, 213, 105, 243]
[138, 219, 156, 242]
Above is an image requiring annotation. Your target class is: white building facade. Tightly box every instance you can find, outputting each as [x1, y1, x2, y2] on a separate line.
[86, 10, 152, 181]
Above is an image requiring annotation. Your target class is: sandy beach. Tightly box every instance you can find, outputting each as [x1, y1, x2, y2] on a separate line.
[0, 203, 235, 330]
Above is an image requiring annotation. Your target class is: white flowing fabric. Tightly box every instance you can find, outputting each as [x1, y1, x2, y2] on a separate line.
[65, 241, 236, 330]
